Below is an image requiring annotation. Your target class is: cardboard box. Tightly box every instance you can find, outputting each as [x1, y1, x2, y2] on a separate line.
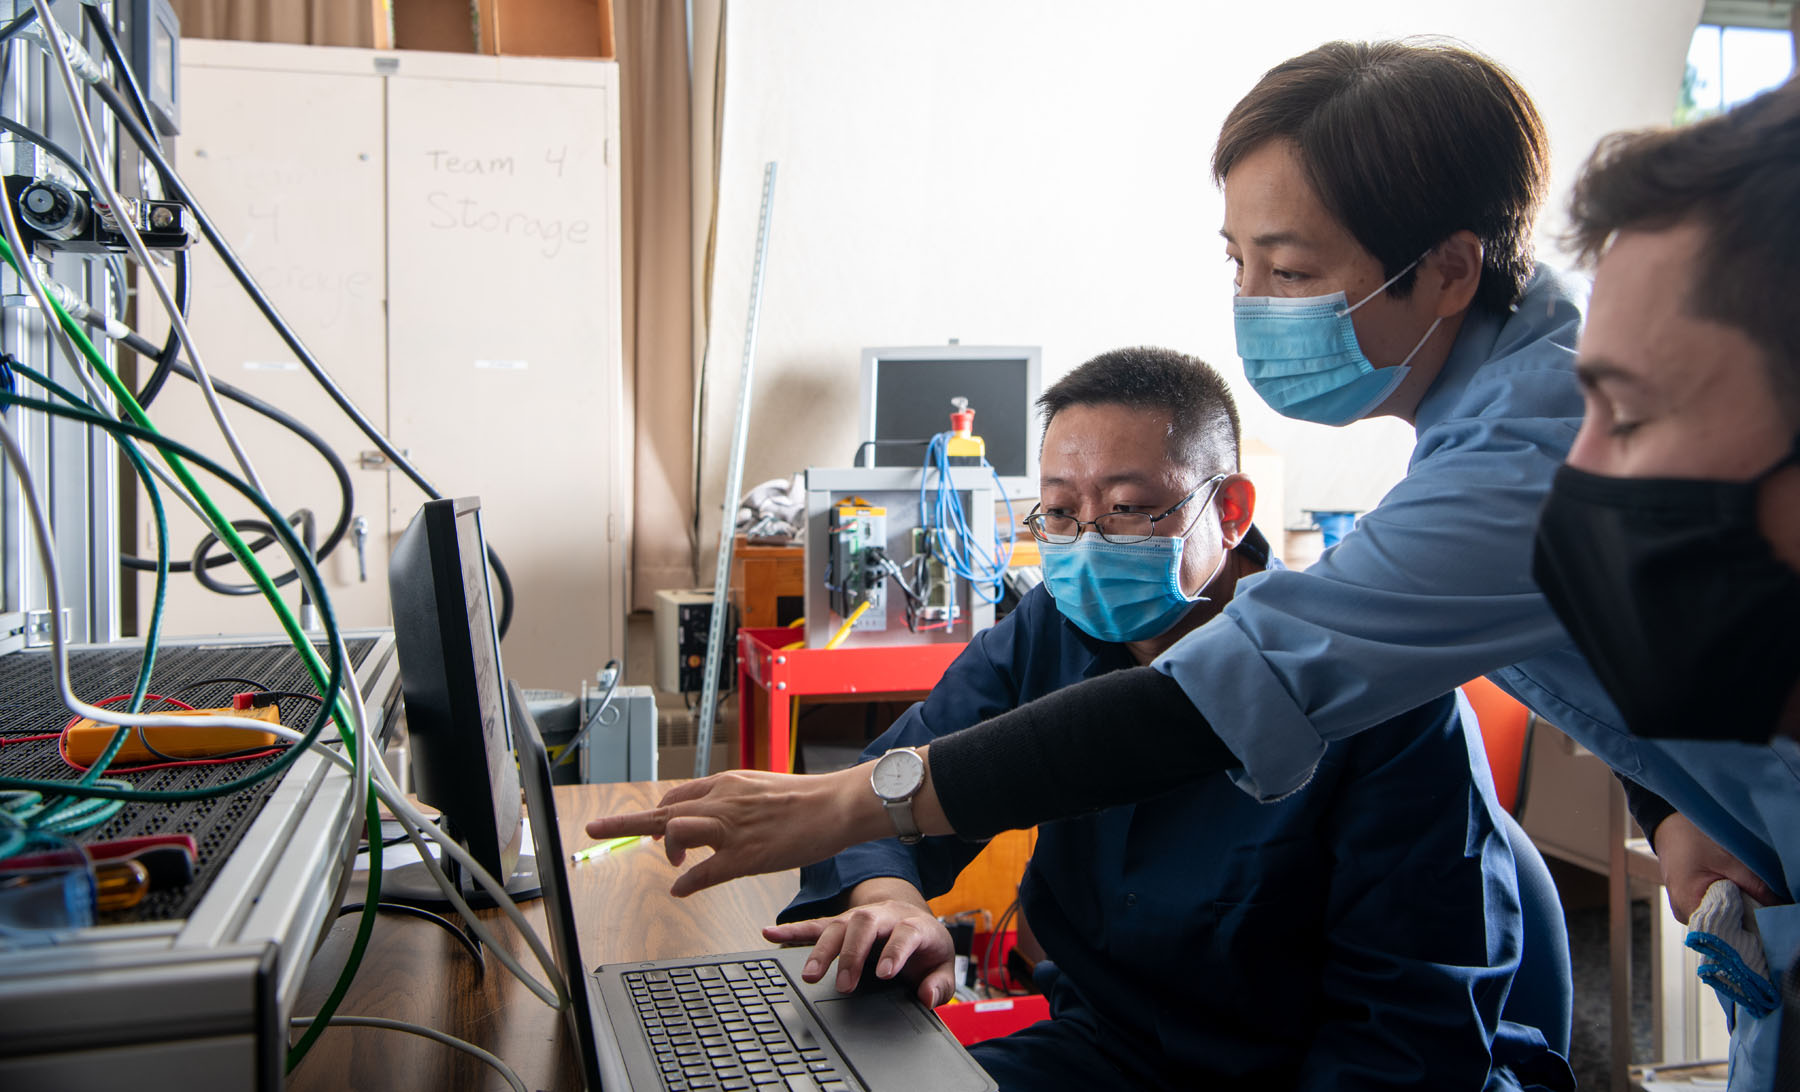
[657, 697, 736, 779]
[394, 0, 615, 58]
[656, 742, 734, 780]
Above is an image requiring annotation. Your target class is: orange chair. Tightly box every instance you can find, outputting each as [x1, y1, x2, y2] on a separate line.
[1462, 675, 1536, 816]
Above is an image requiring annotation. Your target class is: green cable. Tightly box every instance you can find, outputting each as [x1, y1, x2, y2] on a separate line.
[0, 814, 25, 861]
[0, 239, 383, 1069]
[0, 394, 346, 802]
[286, 792, 382, 1070]
[29, 789, 126, 835]
[0, 390, 383, 1071]
[0, 231, 350, 756]
[0, 378, 380, 1070]
[0, 235, 345, 725]
[5, 361, 169, 799]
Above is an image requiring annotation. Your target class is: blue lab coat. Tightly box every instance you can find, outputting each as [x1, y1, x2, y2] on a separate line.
[1146, 263, 1796, 1088]
[782, 570, 1568, 1090]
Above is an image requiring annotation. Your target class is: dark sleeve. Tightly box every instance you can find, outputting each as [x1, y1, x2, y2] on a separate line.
[1615, 772, 1677, 848]
[928, 665, 1236, 840]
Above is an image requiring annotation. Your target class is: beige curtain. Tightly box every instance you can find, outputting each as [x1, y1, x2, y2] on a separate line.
[617, 0, 699, 609]
[169, 0, 380, 46]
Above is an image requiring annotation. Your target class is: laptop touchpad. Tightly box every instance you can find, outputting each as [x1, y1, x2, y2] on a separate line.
[807, 989, 993, 1092]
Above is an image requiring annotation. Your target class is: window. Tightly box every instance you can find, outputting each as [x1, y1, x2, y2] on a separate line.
[1680, 7, 1795, 124]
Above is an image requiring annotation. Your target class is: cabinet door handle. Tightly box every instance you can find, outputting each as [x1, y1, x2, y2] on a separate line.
[352, 515, 369, 582]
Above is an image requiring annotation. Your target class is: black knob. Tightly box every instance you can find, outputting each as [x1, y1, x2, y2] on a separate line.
[19, 179, 84, 240]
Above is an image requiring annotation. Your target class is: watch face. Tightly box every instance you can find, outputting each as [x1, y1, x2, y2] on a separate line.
[871, 749, 923, 799]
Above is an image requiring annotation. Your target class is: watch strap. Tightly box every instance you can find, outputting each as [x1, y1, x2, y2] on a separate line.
[883, 798, 923, 845]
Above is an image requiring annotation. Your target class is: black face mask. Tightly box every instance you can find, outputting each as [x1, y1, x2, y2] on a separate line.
[1531, 436, 1800, 744]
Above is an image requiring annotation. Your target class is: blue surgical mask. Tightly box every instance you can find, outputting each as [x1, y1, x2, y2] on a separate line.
[1234, 254, 1443, 426]
[1039, 524, 1229, 644]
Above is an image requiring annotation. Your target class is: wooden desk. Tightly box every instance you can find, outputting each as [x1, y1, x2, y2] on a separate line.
[289, 781, 796, 1091]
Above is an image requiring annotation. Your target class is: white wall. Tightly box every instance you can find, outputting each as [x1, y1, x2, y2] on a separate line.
[697, 0, 1701, 555]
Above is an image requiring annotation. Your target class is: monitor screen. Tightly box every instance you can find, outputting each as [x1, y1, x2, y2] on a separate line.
[860, 346, 1041, 494]
[388, 497, 521, 883]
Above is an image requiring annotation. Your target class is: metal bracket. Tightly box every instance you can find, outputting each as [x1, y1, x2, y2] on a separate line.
[23, 607, 71, 648]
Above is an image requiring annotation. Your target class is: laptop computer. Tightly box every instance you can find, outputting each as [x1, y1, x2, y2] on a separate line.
[508, 680, 997, 1092]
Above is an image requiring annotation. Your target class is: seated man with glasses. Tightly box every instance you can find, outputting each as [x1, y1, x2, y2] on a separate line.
[762, 347, 1568, 1091]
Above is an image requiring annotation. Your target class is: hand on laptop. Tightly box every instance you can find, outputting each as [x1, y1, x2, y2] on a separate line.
[762, 877, 958, 1008]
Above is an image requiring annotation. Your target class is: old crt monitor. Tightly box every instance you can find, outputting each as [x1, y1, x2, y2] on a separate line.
[387, 496, 524, 894]
[859, 345, 1041, 499]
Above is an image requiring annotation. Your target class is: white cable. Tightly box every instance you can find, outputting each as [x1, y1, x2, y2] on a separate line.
[0, 406, 368, 900]
[0, 51, 381, 1022]
[4, 366, 545, 1011]
[234, 711, 563, 1006]
[287, 1016, 527, 1092]
[0, 413, 294, 738]
[370, 760, 565, 1007]
[0, 438, 550, 1005]
[33, 277, 128, 340]
[26, 0, 270, 502]
[0, 109, 216, 532]
[0, 399, 361, 758]
[25, 12, 336, 770]
[0, 108, 354, 765]
[278, 727, 562, 1008]
[247, 714, 563, 1007]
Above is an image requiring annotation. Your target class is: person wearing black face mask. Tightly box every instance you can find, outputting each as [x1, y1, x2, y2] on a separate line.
[1530, 81, 1800, 1090]
[1534, 440, 1800, 746]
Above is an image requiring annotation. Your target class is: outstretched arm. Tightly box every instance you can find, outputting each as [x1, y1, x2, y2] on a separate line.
[585, 666, 1233, 895]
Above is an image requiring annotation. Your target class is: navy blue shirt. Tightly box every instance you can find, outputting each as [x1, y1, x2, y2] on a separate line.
[784, 564, 1548, 1089]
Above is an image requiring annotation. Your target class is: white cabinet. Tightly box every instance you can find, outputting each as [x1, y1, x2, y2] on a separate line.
[134, 40, 626, 690]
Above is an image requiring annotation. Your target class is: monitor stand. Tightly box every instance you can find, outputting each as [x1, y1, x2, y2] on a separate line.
[376, 837, 542, 910]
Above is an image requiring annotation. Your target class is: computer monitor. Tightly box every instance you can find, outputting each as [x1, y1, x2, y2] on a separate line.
[859, 345, 1042, 499]
[386, 497, 527, 900]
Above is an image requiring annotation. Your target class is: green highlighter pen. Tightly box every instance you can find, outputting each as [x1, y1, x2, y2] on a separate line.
[571, 835, 646, 864]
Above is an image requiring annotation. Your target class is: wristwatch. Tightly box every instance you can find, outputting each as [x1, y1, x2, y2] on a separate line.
[870, 747, 927, 845]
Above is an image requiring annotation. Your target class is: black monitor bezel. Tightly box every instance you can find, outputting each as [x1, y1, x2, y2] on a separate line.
[388, 497, 522, 884]
[509, 678, 607, 1091]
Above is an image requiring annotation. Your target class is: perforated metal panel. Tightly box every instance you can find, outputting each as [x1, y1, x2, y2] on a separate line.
[0, 638, 377, 922]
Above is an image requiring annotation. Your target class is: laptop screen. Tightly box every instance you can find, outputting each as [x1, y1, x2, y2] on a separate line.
[507, 678, 608, 1090]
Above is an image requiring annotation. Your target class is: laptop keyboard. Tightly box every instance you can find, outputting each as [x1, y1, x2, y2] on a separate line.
[624, 959, 856, 1091]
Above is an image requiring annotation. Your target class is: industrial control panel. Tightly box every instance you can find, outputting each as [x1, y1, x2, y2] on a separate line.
[803, 466, 1002, 650]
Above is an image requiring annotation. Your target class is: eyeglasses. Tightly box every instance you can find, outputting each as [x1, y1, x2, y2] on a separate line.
[1024, 474, 1227, 545]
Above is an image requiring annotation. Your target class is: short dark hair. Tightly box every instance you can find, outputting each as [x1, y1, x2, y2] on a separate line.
[1567, 81, 1800, 416]
[1037, 347, 1240, 476]
[1213, 39, 1549, 314]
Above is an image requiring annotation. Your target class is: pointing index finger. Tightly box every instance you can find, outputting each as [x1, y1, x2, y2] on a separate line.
[585, 808, 667, 840]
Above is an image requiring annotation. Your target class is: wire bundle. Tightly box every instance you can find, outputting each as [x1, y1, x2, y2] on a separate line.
[918, 432, 1016, 606]
[0, 6, 555, 1083]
